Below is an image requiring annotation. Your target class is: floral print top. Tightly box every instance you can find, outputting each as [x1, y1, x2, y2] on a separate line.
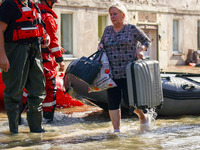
[99, 24, 151, 79]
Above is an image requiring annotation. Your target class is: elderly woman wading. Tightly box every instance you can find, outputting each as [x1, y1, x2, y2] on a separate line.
[99, 2, 151, 133]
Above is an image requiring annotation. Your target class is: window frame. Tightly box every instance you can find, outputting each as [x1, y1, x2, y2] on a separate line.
[197, 20, 200, 50]
[173, 19, 179, 52]
[58, 10, 77, 60]
[172, 19, 183, 55]
[61, 13, 73, 56]
[98, 15, 107, 42]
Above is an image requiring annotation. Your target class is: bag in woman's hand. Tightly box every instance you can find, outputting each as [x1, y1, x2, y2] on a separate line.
[88, 51, 117, 92]
[68, 50, 103, 85]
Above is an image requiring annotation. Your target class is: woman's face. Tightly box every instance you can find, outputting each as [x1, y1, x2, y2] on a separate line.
[109, 7, 125, 26]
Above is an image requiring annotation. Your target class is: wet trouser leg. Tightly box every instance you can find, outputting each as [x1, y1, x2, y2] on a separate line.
[42, 78, 57, 122]
[25, 43, 46, 132]
[3, 43, 29, 133]
[2, 42, 45, 133]
[5, 105, 20, 134]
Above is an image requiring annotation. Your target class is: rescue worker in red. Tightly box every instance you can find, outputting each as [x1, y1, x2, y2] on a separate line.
[0, 0, 46, 133]
[37, 0, 65, 123]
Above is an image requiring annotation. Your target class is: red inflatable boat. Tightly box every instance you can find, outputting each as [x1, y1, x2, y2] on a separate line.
[55, 73, 83, 108]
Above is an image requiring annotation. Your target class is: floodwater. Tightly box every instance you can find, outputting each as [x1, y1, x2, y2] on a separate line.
[1, 104, 200, 150]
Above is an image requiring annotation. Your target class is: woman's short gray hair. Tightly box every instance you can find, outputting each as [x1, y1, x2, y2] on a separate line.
[108, 1, 129, 24]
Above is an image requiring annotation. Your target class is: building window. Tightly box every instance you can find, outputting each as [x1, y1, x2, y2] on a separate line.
[173, 20, 179, 52]
[198, 21, 200, 50]
[98, 16, 107, 42]
[61, 14, 73, 55]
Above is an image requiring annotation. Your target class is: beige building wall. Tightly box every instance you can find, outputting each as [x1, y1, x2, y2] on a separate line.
[53, 0, 200, 70]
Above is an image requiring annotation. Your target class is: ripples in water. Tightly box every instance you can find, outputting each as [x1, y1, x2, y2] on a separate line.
[1, 106, 200, 150]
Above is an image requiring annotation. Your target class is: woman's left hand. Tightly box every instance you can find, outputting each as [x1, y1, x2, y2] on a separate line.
[135, 46, 146, 60]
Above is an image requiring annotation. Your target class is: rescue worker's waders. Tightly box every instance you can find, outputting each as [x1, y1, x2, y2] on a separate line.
[2, 40, 46, 133]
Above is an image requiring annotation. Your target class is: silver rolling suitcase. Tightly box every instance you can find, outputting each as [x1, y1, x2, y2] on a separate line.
[126, 60, 163, 113]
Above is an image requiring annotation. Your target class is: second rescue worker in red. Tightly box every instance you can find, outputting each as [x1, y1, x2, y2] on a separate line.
[38, 0, 65, 122]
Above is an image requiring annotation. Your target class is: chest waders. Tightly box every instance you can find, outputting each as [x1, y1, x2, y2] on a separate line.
[2, 0, 46, 133]
[3, 41, 46, 133]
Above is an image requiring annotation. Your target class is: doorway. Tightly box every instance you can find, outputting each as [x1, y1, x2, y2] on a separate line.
[138, 24, 158, 60]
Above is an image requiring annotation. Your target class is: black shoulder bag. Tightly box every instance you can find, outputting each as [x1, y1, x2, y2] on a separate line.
[68, 49, 104, 85]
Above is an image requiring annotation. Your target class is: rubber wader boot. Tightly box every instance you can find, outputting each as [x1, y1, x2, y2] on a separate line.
[19, 102, 27, 125]
[43, 110, 54, 123]
[27, 111, 45, 133]
[7, 111, 19, 134]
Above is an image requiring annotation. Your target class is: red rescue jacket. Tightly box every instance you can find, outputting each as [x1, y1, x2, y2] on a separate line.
[11, 0, 45, 42]
[38, 3, 63, 63]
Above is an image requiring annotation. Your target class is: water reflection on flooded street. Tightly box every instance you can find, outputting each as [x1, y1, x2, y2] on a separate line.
[1, 105, 200, 150]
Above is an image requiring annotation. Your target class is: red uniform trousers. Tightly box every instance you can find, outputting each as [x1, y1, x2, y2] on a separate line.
[42, 51, 58, 113]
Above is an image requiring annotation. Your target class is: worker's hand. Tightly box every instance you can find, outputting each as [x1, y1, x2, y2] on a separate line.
[0, 21, 9, 72]
[0, 53, 10, 72]
[60, 47, 65, 54]
[58, 61, 65, 72]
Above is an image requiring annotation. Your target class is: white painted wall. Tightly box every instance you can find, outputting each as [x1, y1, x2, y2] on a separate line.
[53, 0, 200, 69]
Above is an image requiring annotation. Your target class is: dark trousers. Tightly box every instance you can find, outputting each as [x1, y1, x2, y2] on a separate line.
[2, 42, 46, 133]
[107, 78, 129, 110]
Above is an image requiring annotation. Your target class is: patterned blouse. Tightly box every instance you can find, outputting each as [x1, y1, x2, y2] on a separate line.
[99, 24, 151, 79]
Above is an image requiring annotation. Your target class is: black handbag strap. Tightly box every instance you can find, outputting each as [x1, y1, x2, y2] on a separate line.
[88, 48, 105, 62]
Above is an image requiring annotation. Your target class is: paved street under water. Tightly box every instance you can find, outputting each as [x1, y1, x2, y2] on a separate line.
[1, 104, 200, 150]
[1, 65, 200, 150]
